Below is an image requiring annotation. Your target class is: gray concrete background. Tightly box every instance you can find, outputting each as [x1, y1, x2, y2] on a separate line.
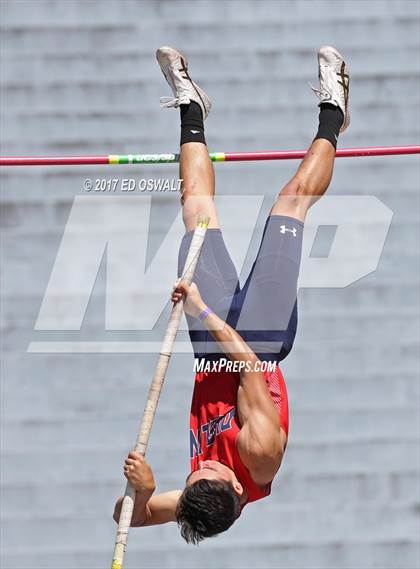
[1, 1, 419, 568]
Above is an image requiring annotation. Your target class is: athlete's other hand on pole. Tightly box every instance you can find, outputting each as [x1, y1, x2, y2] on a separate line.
[123, 451, 156, 493]
[171, 280, 207, 318]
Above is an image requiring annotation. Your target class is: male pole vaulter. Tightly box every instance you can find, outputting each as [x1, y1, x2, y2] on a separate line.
[114, 45, 350, 543]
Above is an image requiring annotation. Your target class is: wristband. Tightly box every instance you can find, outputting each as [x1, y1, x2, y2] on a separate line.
[198, 307, 213, 321]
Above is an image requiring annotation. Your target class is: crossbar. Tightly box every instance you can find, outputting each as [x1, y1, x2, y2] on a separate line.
[0, 145, 419, 166]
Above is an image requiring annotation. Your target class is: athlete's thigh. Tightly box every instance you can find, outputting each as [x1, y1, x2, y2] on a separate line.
[178, 225, 240, 357]
[234, 214, 304, 360]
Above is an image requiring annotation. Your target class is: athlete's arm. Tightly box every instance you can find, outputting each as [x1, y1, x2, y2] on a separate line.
[172, 283, 285, 485]
[113, 452, 181, 526]
[113, 490, 181, 527]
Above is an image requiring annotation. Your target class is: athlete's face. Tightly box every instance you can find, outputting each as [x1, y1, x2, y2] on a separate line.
[186, 460, 244, 499]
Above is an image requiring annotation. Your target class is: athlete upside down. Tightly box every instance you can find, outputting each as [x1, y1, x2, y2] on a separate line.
[114, 43, 350, 544]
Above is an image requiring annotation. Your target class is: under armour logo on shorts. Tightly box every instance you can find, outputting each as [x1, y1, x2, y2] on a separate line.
[280, 224, 297, 237]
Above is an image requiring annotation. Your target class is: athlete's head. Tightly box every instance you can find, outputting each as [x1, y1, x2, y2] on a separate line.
[176, 460, 243, 544]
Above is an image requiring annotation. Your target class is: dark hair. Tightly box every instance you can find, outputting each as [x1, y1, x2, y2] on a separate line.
[176, 479, 241, 545]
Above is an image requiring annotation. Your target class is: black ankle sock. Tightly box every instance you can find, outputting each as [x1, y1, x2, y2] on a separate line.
[180, 101, 206, 146]
[314, 103, 344, 149]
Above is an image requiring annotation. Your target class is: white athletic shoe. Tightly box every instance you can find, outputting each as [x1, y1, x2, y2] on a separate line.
[311, 45, 350, 133]
[156, 46, 212, 119]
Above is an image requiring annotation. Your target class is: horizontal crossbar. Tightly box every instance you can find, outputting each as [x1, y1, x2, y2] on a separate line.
[0, 145, 419, 166]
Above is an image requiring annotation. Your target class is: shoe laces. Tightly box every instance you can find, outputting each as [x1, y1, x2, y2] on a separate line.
[309, 83, 332, 103]
[160, 96, 180, 109]
[309, 64, 339, 103]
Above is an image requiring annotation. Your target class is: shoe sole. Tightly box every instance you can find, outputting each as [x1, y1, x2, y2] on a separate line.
[318, 46, 350, 132]
[156, 46, 211, 116]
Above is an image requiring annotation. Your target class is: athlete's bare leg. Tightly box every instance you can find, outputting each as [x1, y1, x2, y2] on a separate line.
[180, 142, 220, 231]
[271, 45, 350, 222]
[155, 47, 220, 232]
[270, 138, 335, 222]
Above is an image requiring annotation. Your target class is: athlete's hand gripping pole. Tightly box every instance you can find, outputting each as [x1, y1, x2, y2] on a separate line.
[111, 216, 210, 569]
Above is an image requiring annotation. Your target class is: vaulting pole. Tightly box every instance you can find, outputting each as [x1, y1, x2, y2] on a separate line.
[111, 216, 209, 569]
[0, 145, 419, 166]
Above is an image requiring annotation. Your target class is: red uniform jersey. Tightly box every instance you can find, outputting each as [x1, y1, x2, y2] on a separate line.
[189, 365, 289, 506]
